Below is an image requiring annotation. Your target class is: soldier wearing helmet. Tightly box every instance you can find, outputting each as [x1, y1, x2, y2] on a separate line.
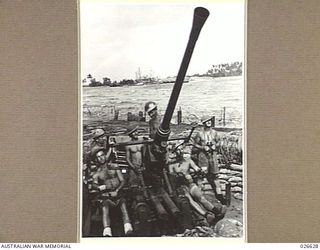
[145, 101, 157, 117]
[143, 102, 181, 225]
[90, 146, 133, 237]
[145, 101, 161, 139]
[192, 115, 225, 205]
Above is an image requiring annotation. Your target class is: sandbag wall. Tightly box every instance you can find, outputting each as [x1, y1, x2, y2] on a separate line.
[218, 163, 243, 200]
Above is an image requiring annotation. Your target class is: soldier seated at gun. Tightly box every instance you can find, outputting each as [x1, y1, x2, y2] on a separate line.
[192, 116, 225, 204]
[82, 145, 108, 236]
[125, 126, 153, 236]
[143, 101, 181, 232]
[90, 146, 133, 237]
[169, 147, 226, 224]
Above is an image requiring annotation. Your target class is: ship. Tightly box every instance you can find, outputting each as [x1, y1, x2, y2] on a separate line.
[135, 67, 161, 85]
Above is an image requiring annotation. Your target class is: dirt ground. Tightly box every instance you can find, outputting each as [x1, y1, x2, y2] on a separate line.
[225, 196, 243, 223]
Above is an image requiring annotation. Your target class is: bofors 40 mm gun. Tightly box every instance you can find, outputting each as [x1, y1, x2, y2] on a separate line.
[86, 8, 211, 236]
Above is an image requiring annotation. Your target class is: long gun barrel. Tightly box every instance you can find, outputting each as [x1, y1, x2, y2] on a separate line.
[154, 7, 210, 146]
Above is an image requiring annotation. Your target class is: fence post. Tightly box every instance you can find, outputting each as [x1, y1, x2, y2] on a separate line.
[127, 112, 132, 121]
[138, 111, 145, 122]
[212, 116, 215, 127]
[114, 108, 119, 120]
[86, 106, 92, 116]
[177, 107, 182, 124]
[223, 107, 226, 127]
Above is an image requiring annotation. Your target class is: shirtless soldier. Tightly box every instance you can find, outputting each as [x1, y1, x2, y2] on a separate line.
[91, 146, 133, 237]
[193, 116, 225, 204]
[125, 126, 145, 187]
[171, 148, 226, 222]
[125, 126, 153, 235]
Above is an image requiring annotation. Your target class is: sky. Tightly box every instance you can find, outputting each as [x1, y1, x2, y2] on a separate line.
[80, 1, 245, 82]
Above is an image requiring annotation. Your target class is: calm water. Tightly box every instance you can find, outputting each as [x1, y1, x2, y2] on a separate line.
[82, 76, 244, 127]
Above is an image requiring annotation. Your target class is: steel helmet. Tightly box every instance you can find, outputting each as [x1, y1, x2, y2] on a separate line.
[92, 128, 105, 139]
[201, 115, 212, 125]
[144, 101, 157, 114]
[127, 125, 139, 136]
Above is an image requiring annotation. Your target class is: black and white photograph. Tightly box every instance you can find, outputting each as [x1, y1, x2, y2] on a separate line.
[81, 1, 245, 239]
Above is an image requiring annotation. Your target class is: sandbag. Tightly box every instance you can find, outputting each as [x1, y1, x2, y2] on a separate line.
[219, 168, 230, 174]
[230, 164, 243, 172]
[218, 174, 229, 180]
[233, 193, 243, 200]
[231, 186, 242, 192]
[228, 176, 242, 183]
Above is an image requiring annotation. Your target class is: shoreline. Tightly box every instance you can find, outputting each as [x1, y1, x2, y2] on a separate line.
[82, 75, 243, 88]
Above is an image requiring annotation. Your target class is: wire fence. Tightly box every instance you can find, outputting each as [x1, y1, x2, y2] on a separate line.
[83, 104, 242, 128]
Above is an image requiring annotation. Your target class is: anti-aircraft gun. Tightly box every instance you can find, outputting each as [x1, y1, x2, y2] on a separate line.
[83, 7, 211, 237]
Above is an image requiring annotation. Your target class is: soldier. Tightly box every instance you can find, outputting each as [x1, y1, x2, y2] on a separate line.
[170, 148, 226, 223]
[125, 126, 153, 236]
[125, 126, 144, 187]
[144, 101, 161, 139]
[82, 130, 109, 236]
[143, 101, 181, 233]
[90, 146, 133, 237]
[192, 116, 225, 204]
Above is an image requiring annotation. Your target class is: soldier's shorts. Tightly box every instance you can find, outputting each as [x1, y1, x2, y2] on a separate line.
[102, 197, 125, 207]
[201, 151, 219, 175]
